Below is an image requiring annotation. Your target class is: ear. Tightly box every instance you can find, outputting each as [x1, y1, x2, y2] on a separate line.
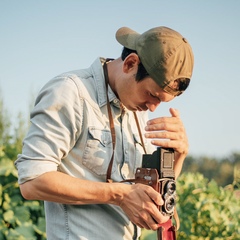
[122, 53, 140, 73]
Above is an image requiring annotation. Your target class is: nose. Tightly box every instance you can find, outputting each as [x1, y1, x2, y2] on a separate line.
[146, 102, 160, 112]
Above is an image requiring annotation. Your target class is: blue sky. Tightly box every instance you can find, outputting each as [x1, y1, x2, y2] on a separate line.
[0, 0, 240, 157]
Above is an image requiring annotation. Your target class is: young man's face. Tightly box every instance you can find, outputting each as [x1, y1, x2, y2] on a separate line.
[119, 76, 175, 112]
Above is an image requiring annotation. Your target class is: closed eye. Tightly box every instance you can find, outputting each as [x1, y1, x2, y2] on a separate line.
[149, 93, 161, 102]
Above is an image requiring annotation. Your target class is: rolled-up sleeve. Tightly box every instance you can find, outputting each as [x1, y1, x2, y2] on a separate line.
[15, 75, 82, 184]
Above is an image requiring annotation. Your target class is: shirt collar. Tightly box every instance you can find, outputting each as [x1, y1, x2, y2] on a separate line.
[90, 57, 119, 108]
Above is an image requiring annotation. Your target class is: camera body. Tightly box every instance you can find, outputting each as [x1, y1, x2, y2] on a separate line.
[142, 147, 176, 216]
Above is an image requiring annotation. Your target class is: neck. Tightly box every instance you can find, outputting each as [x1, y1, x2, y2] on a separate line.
[105, 58, 122, 98]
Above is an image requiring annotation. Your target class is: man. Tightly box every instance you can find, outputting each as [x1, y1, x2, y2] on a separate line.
[15, 26, 194, 240]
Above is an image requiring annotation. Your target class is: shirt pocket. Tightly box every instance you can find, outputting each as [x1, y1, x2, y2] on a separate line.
[82, 127, 115, 176]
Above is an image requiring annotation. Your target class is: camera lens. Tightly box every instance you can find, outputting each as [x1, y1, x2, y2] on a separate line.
[162, 180, 176, 215]
[166, 180, 176, 194]
[165, 196, 175, 214]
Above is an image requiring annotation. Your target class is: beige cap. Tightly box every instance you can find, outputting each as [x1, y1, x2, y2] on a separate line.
[116, 26, 194, 95]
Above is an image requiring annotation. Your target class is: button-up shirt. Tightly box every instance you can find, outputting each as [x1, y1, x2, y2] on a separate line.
[15, 58, 155, 240]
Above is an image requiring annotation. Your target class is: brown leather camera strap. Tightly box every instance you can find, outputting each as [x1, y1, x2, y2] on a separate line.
[103, 59, 116, 183]
[103, 59, 146, 182]
[133, 112, 147, 154]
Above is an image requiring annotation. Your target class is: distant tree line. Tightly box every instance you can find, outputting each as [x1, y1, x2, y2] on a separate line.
[182, 153, 240, 187]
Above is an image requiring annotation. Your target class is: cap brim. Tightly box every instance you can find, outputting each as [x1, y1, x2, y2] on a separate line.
[115, 27, 140, 50]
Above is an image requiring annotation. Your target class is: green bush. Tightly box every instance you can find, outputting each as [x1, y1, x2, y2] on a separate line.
[141, 172, 240, 240]
[177, 172, 240, 239]
[0, 148, 46, 240]
[1, 138, 239, 240]
[2, 150, 239, 240]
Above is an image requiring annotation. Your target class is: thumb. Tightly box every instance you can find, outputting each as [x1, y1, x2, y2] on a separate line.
[169, 108, 180, 118]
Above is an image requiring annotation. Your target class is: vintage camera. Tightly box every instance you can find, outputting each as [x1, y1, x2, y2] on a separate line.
[142, 147, 176, 216]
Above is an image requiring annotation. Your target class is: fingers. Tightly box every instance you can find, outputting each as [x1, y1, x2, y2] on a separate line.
[119, 184, 169, 230]
[132, 208, 169, 230]
[146, 108, 180, 127]
[169, 107, 180, 118]
[130, 202, 169, 230]
[144, 108, 188, 154]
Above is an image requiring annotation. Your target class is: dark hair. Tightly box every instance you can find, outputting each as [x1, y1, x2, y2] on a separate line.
[178, 78, 190, 91]
[121, 47, 149, 82]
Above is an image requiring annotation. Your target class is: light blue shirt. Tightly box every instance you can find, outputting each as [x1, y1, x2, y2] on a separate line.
[15, 58, 155, 240]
